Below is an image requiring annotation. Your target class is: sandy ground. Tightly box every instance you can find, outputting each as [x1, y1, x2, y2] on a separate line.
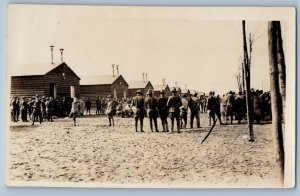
[7, 113, 280, 188]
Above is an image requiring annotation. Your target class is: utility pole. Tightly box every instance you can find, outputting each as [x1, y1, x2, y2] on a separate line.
[242, 20, 254, 142]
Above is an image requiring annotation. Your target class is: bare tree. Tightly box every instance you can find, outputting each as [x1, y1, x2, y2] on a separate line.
[242, 20, 254, 142]
[268, 21, 285, 186]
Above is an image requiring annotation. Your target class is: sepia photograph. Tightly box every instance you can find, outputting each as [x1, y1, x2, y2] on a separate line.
[6, 5, 296, 188]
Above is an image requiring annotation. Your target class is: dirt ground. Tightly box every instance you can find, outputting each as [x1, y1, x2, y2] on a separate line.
[7, 113, 280, 188]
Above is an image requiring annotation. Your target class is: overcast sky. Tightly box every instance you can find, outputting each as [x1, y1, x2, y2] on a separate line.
[8, 5, 288, 95]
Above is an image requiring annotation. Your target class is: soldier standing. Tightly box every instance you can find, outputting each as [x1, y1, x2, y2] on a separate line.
[145, 90, 159, 132]
[85, 97, 91, 115]
[96, 97, 101, 115]
[31, 95, 43, 125]
[132, 90, 145, 132]
[207, 91, 216, 126]
[234, 92, 245, 124]
[214, 95, 224, 125]
[20, 97, 28, 122]
[225, 91, 235, 124]
[15, 97, 20, 121]
[167, 87, 182, 133]
[157, 90, 169, 132]
[105, 95, 117, 126]
[189, 93, 201, 129]
[79, 97, 85, 116]
[46, 97, 55, 122]
[180, 94, 189, 129]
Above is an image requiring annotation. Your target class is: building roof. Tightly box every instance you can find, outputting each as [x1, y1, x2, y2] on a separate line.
[128, 81, 151, 89]
[153, 84, 169, 91]
[10, 62, 80, 79]
[80, 75, 125, 85]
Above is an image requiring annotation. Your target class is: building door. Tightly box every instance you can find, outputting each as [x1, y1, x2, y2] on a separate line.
[124, 90, 127, 99]
[50, 83, 57, 99]
[70, 86, 75, 98]
[113, 88, 117, 98]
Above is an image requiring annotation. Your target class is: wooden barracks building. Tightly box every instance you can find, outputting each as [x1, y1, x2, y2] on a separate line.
[80, 74, 129, 101]
[153, 84, 171, 97]
[10, 62, 81, 98]
[128, 81, 154, 98]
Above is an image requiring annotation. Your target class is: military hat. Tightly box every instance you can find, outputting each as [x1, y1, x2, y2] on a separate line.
[136, 89, 142, 94]
[194, 92, 198, 97]
[146, 89, 153, 95]
[171, 87, 178, 92]
[107, 95, 113, 98]
[160, 90, 165, 94]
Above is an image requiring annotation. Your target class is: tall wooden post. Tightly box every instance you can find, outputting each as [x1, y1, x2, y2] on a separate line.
[241, 62, 245, 92]
[268, 21, 285, 186]
[275, 21, 286, 124]
[242, 20, 254, 141]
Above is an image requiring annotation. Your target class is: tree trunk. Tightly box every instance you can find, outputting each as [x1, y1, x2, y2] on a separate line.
[275, 21, 286, 125]
[268, 21, 285, 186]
[242, 20, 254, 141]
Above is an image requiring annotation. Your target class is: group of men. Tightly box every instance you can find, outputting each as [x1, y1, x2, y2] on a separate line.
[10, 95, 58, 125]
[10, 88, 271, 129]
[206, 89, 272, 126]
[130, 87, 202, 133]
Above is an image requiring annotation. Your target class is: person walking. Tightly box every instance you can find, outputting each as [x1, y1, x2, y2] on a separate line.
[69, 97, 80, 126]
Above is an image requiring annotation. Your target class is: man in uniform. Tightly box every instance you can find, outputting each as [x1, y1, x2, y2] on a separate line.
[180, 94, 189, 129]
[85, 97, 91, 115]
[132, 90, 145, 132]
[20, 96, 28, 122]
[31, 95, 43, 125]
[96, 97, 101, 115]
[10, 96, 18, 122]
[234, 92, 245, 124]
[105, 95, 118, 126]
[145, 89, 159, 132]
[225, 91, 235, 124]
[167, 87, 182, 133]
[157, 90, 169, 132]
[46, 97, 55, 122]
[189, 93, 201, 129]
[206, 91, 216, 126]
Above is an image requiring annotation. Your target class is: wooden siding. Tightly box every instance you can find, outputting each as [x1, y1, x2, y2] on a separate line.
[10, 63, 80, 99]
[11, 75, 45, 98]
[80, 76, 128, 108]
[44, 64, 80, 98]
[128, 82, 154, 98]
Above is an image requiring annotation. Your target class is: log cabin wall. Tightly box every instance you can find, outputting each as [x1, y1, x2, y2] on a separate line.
[80, 84, 111, 108]
[11, 75, 44, 98]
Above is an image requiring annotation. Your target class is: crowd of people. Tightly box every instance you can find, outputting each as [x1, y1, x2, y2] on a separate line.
[10, 88, 272, 132]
